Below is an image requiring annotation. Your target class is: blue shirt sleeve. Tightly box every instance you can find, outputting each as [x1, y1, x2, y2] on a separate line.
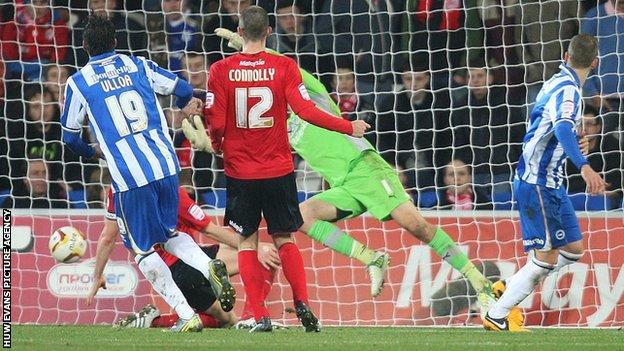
[136, 56, 193, 108]
[554, 121, 588, 169]
[60, 77, 95, 158]
[136, 56, 179, 95]
[173, 79, 193, 109]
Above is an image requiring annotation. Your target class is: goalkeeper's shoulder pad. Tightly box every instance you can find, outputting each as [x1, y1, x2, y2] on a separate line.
[181, 115, 214, 153]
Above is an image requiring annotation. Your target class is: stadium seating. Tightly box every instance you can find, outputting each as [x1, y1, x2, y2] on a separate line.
[0, 189, 9, 207]
[568, 193, 617, 211]
[492, 191, 515, 210]
[297, 192, 319, 203]
[67, 189, 87, 209]
[414, 190, 438, 209]
[201, 189, 227, 209]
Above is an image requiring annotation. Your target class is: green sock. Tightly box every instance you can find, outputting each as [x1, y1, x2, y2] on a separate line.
[428, 228, 489, 292]
[307, 220, 376, 266]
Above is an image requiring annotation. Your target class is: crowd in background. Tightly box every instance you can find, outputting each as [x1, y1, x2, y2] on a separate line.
[1, 0, 623, 211]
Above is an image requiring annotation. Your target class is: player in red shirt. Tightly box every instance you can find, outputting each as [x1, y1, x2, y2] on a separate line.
[87, 187, 281, 329]
[202, 6, 369, 333]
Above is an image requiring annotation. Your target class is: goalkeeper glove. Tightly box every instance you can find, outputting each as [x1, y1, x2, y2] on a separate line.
[181, 115, 214, 153]
[214, 28, 243, 51]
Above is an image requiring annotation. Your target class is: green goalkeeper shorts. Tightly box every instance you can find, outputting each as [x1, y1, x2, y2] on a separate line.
[312, 150, 411, 221]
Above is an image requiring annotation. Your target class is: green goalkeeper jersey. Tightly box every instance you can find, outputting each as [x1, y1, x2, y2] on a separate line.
[287, 69, 374, 187]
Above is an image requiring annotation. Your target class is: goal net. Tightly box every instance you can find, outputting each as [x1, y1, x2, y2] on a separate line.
[3, 0, 623, 328]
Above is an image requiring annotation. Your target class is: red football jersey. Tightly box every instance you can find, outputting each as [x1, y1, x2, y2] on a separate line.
[106, 188, 212, 266]
[205, 51, 353, 179]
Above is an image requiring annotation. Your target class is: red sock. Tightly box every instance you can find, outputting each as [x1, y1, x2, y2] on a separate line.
[278, 242, 309, 305]
[151, 314, 179, 328]
[260, 265, 275, 299]
[240, 265, 276, 320]
[198, 312, 221, 328]
[238, 249, 269, 321]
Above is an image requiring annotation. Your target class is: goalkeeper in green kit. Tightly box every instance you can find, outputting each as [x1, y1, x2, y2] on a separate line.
[183, 28, 497, 310]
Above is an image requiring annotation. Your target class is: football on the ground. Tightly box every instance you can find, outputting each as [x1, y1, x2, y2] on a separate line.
[49, 226, 87, 263]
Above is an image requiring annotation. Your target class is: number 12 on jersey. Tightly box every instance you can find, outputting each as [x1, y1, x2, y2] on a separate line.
[235, 87, 274, 129]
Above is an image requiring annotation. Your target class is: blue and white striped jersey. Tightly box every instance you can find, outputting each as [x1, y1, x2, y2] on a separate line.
[61, 52, 180, 193]
[516, 64, 583, 188]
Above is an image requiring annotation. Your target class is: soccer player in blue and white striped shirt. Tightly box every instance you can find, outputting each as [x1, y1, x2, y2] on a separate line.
[484, 34, 607, 332]
[61, 15, 235, 332]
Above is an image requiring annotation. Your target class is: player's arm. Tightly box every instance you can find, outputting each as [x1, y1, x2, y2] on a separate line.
[86, 217, 119, 305]
[201, 223, 238, 249]
[553, 89, 606, 194]
[137, 56, 200, 112]
[205, 63, 228, 153]
[283, 60, 368, 137]
[87, 190, 121, 305]
[61, 77, 101, 159]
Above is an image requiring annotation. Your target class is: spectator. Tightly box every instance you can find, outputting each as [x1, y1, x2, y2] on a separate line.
[181, 53, 209, 90]
[330, 66, 358, 120]
[4, 157, 68, 209]
[376, 63, 452, 189]
[85, 167, 110, 209]
[567, 106, 623, 204]
[451, 63, 525, 192]
[267, 1, 318, 74]
[1, 0, 69, 81]
[202, 0, 253, 63]
[467, 0, 524, 102]
[21, 84, 83, 186]
[582, 0, 624, 132]
[71, 0, 148, 67]
[43, 64, 72, 106]
[437, 159, 492, 210]
[22, 85, 64, 176]
[513, 0, 578, 102]
[310, 0, 392, 97]
[147, 0, 201, 72]
[402, 0, 466, 89]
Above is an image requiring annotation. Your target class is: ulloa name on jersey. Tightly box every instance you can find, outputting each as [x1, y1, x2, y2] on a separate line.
[101, 75, 133, 92]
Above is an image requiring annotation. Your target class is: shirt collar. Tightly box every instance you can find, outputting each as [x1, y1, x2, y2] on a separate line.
[88, 51, 117, 63]
[559, 63, 581, 87]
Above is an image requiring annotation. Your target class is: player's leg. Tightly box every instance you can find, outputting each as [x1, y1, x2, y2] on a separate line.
[114, 182, 202, 332]
[150, 245, 237, 329]
[390, 201, 493, 296]
[215, 245, 240, 275]
[238, 232, 275, 332]
[299, 194, 389, 297]
[262, 173, 320, 332]
[236, 243, 277, 329]
[551, 193, 584, 273]
[224, 175, 270, 330]
[134, 252, 202, 328]
[156, 177, 235, 312]
[299, 194, 381, 267]
[205, 302, 237, 328]
[172, 252, 237, 329]
[339, 152, 492, 299]
[485, 181, 570, 331]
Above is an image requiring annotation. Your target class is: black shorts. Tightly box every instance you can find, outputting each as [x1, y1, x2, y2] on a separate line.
[224, 172, 303, 237]
[169, 245, 220, 312]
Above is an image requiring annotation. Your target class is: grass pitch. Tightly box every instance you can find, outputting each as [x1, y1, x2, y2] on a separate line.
[13, 325, 623, 351]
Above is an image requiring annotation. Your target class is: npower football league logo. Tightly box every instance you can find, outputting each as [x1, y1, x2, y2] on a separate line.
[46, 259, 138, 298]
